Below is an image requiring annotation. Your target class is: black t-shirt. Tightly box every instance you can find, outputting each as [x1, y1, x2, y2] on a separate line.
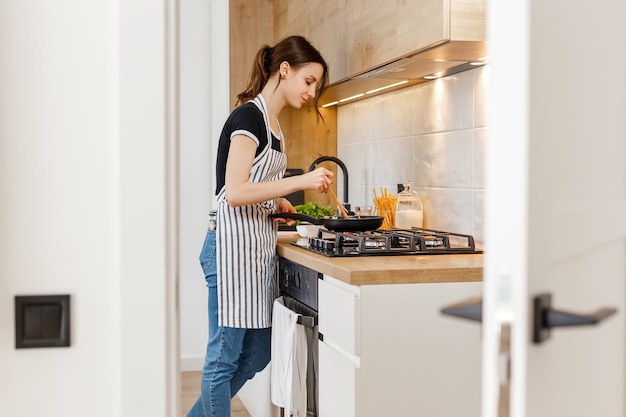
[215, 102, 282, 195]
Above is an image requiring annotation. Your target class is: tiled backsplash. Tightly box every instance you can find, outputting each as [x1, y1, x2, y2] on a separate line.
[337, 66, 488, 242]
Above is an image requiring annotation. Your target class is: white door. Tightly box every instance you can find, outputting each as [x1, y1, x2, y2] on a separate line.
[483, 1, 626, 417]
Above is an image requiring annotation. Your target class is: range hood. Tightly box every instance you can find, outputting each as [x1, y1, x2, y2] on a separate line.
[320, 40, 487, 107]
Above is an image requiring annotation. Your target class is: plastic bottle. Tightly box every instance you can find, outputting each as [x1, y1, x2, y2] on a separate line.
[395, 181, 424, 229]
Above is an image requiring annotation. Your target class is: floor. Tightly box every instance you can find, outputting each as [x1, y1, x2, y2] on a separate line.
[181, 371, 252, 417]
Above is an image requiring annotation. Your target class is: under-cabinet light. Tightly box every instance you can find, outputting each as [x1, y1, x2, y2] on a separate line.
[339, 93, 365, 103]
[423, 75, 438, 80]
[365, 80, 409, 95]
[322, 101, 340, 108]
[470, 56, 490, 66]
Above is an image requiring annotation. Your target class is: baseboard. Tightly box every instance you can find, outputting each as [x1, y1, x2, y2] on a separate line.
[180, 355, 204, 372]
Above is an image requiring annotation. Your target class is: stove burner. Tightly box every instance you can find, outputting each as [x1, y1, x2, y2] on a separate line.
[297, 227, 481, 257]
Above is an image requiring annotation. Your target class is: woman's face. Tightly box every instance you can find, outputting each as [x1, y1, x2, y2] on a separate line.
[282, 62, 324, 109]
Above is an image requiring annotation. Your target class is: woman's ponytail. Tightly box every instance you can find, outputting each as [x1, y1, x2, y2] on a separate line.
[236, 45, 274, 106]
[235, 36, 329, 116]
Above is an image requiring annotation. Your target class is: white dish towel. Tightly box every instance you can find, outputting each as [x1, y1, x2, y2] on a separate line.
[271, 296, 308, 417]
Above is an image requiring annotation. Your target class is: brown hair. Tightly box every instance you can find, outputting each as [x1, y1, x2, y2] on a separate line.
[236, 36, 329, 118]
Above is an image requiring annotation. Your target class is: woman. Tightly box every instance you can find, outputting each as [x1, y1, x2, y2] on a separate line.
[187, 36, 333, 417]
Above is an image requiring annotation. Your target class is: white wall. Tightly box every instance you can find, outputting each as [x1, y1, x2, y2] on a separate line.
[179, 0, 212, 372]
[338, 66, 488, 242]
[0, 1, 178, 416]
[178, 0, 230, 371]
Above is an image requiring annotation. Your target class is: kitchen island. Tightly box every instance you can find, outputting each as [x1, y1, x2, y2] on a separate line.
[266, 233, 484, 417]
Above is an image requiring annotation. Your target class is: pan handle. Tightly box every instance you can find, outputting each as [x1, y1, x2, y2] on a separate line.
[269, 212, 324, 225]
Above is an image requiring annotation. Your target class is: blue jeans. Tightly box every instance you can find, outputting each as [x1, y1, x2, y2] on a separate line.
[187, 229, 272, 417]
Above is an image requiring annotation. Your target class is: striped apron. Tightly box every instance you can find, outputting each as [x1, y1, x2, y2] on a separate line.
[216, 95, 286, 328]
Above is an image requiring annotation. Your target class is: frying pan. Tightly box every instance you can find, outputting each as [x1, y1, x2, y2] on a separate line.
[270, 212, 384, 232]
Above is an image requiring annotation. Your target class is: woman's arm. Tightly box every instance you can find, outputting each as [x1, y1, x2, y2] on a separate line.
[225, 134, 333, 207]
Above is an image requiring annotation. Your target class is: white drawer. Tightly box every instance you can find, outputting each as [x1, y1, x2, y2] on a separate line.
[318, 340, 356, 417]
[318, 275, 360, 355]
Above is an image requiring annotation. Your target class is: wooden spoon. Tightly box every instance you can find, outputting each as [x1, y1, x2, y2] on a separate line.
[328, 187, 350, 219]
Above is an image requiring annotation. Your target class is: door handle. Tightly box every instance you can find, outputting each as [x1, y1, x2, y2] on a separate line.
[533, 293, 617, 344]
[440, 296, 483, 323]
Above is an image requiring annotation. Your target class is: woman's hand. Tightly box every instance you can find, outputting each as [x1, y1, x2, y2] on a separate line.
[225, 135, 335, 206]
[273, 197, 297, 226]
[304, 167, 334, 193]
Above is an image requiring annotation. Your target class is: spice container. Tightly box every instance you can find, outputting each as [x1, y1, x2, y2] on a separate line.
[395, 181, 423, 229]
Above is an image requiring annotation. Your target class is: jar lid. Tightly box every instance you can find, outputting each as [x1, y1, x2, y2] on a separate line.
[399, 181, 418, 196]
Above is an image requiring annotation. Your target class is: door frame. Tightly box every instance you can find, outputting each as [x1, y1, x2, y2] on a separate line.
[118, 0, 180, 415]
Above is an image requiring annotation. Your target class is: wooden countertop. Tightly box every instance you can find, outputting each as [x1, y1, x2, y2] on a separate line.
[277, 233, 484, 286]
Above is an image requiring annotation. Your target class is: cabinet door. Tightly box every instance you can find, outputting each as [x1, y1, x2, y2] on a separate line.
[318, 340, 356, 417]
[345, 0, 447, 76]
[318, 276, 361, 355]
[357, 281, 483, 416]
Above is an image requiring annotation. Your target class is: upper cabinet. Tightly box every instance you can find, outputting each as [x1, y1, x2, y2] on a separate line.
[346, 0, 442, 76]
[345, 0, 485, 76]
[273, 0, 347, 84]
[273, 0, 486, 105]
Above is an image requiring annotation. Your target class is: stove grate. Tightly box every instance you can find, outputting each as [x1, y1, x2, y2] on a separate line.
[299, 227, 480, 257]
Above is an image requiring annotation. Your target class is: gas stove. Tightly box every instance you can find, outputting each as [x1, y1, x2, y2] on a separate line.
[292, 227, 482, 257]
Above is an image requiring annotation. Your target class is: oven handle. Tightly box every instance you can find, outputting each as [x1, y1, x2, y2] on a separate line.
[281, 295, 318, 328]
[296, 315, 317, 327]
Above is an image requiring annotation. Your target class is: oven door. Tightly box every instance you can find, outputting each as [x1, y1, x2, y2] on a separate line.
[277, 257, 319, 417]
[280, 296, 318, 417]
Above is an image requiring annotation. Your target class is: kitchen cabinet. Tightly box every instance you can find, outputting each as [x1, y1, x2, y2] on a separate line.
[318, 341, 357, 416]
[318, 274, 482, 416]
[276, 237, 484, 416]
[273, 0, 485, 85]
[318, 275, 361, 356]
[345, 0, 485, 77]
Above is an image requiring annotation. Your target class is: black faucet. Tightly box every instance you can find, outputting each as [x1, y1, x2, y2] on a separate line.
[308, 156, 350, 212]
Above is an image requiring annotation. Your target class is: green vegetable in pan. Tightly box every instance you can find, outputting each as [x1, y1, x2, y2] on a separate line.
[294, 202, 335, 219]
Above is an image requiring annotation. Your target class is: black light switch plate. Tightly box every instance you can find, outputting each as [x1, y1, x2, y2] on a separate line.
[15, 294, 70, 348]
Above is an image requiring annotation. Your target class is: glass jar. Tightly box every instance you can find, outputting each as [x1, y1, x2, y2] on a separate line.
[395, 181, 423, 229]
